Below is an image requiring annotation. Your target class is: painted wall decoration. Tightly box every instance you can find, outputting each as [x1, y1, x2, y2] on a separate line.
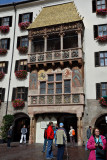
[38, 70, 46, 81]
[63, 68, 72, 79]
[29, 71, 38, 89]
[72, 68, 82, 87]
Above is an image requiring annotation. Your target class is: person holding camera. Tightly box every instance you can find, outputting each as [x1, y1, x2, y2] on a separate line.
[87, 127, 107, 160]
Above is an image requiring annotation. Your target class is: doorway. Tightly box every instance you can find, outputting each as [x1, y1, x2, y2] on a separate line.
[13, 114, 30, 142]
[95, 114, 107, 137]
[58, 113, 77, 142]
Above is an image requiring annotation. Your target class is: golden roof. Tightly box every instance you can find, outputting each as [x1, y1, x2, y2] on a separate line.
[28, 2, 82, 29]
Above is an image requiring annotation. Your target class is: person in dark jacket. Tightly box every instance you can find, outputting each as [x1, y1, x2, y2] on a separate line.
[87, 126, 92, 140]
[7, 126, 12, 148]
[42, 125, 48, 152]
[46, 121, 54, 159]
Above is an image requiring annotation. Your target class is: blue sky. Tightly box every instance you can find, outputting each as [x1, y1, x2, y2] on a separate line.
[0, 0, 28, 5]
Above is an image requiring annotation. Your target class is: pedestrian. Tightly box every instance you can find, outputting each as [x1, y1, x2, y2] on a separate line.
[46, 121, 55, 159]
[85, 126, 92, 150]
[54, 124, 58, 147]
[20, 125, 27, 144]
[7, 126, 12, 148]
[87, 127, 107, 160]
[87, 126, 92, 140]
[42, 125, 48, 152]
[69, 126, 75, 146]
[55, 123, 67, 160]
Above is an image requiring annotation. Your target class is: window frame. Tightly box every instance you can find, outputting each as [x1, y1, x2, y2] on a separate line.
[96, 0, 107, 10]
[98, 24, 107, 37]
[20, 37, 28, 47]
[39, 73, 71, 95]
[2, 17, 10, 26]
[22, 13, 30, 23]
[0, 62, 5, 72]
[40, 81, 46, 94]
[95, 51, 107, 67]
[101, 82, 107, 96]
[16, 87, 25, 99]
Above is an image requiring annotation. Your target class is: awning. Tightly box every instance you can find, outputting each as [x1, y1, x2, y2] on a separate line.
[28, 2, 82, 29]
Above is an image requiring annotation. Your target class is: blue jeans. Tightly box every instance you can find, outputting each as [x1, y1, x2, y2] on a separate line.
[46, 139, 53, 158]
[43, 138, 47, 152]
[57, 145, 65, 160]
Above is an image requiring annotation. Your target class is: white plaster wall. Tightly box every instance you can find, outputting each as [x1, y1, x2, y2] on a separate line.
[73, 0, 107, 100]
[36, 116, 57, 143]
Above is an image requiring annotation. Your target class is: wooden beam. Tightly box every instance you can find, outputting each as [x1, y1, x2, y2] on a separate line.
[44, 63, 47, 67]
[60, 61, 64, 66]
[69, 60, 72, 65]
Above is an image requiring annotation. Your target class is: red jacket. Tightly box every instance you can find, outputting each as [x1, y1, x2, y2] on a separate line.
[47, 126, 54, 140]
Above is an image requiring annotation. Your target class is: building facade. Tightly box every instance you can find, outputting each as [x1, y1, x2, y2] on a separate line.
[0, 0, 107, 144]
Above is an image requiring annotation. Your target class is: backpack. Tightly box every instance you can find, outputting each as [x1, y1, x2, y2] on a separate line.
[44, 129, 47, 139]
[72, 129, 75, 136]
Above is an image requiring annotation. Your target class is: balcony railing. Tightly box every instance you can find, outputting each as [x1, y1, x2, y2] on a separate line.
[28, 48, 82, 64]
[28, 93, 84, 106]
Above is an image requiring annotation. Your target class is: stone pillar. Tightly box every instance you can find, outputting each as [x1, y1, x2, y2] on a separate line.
[77, 30, 82, 48]
[44, 35, 48, 52]
[77, 30, 82, 58]
[28, 38, 32, 54]
[60, 32, 64, 50]
[77, 115, 83, 146]
[29, 115, 35, 144]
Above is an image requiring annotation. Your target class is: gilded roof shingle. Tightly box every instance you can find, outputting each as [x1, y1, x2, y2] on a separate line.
[28, 2, 82, 29]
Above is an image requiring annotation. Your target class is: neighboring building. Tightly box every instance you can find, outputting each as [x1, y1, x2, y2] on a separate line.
[0, 0, 107, 145]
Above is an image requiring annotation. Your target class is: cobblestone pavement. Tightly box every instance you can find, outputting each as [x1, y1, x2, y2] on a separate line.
[0, 143, 89, 160]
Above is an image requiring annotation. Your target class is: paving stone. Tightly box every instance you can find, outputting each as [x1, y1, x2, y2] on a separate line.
[0, 143, 89, 160]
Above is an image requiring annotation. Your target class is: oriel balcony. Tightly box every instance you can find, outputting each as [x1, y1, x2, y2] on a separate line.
[28, 31, 83, 67]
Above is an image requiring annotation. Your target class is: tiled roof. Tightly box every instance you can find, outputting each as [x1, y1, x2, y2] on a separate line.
[28, 2, 82, 29]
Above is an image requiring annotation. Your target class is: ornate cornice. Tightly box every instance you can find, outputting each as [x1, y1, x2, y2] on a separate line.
[28, 22, 84, 38]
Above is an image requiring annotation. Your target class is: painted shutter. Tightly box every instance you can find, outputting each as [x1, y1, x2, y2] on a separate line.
[4, 61, 8, 73]
[92, 0, 96, 13]
[12, 88, 16, 101]
[30, 12, 33, 23]
[24, 87, 28, 101]
[19, 14, 22, 23]
[96, 83, 101, 99]
[1, 88, 5, 102]
[15, 60, 19, 72]
[9, 16, 12, 27]
[17, 37, 20, 48]
[94, 25, 98, 39]
[7, 38, 10, 50]
[95, 52, 100, 67]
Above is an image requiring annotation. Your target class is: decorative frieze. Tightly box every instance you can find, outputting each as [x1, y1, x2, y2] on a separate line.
[28, 22, 83, 37]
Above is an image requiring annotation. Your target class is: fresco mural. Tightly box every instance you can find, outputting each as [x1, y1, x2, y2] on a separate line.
[38, 70, 46, 81]
[29, 71, 38, 89]
[72, 68, 82, 87]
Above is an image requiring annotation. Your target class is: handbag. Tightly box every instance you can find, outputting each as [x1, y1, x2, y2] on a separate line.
[94, 137, 105, 158]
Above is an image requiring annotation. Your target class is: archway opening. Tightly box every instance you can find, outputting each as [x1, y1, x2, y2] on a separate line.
[13, 113, 30, 142]
[35, 113, 77, 143]
[95, 114, 107, 137]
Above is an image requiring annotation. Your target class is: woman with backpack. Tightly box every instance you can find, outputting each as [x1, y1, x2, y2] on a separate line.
[69, 126, 75, 147]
